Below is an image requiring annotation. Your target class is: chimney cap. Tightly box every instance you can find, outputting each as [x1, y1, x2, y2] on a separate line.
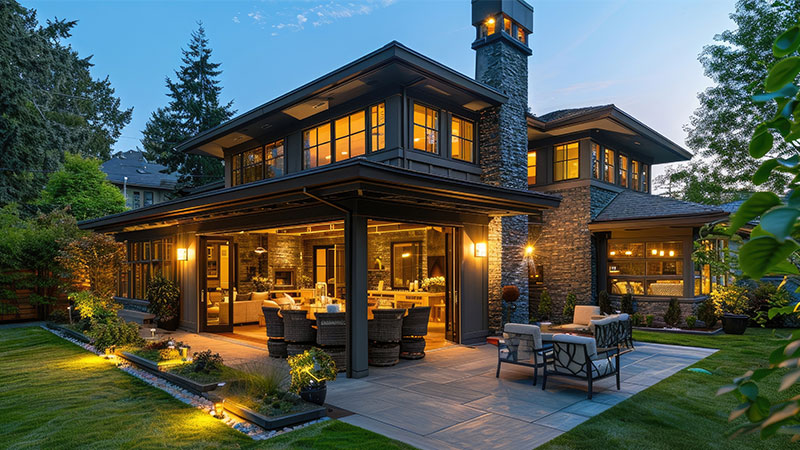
[471, 0, 533, 32]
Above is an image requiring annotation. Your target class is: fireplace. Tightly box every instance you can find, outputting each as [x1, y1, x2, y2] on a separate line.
[273, 268, 295, 288]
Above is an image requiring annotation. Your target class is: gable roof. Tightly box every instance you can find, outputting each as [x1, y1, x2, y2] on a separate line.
[593, 190, 727, 224]
[101, 150, 177, 190]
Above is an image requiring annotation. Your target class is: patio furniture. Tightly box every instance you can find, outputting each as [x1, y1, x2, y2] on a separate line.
[316, 312, 347, 372]
[262, 306, 287, 358]
[368, 308, 404, 366]
[590, 316, 620, 351]
[283, 310, 316, 356]
[559, 305, 601, 332]
[400, 306, 431, 360]
[541, 334, 620, 399]
[496, 323, 553, 385]
[616, 313, 634, 352]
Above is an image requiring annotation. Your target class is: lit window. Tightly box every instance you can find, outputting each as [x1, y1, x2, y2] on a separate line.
[485, 17, 496, 36]
[553, 142, 579, 181]
[413, 103, 438, 153]
[619, 154, 629, 188]
[231, 153, 242, 186]
[242, 147, 264, 184]
[590, 142, 601, 179]
[265, 139, 284, 178]
[335, 111, 366, 161]
[370, 103, 385, 151]
[608, 240, 685, 297]
[604, 148, 615, 183]
[642, 164, 649, 192]
[516, 26, 526, 43]
[631, 160, 640, 191]
[503, 17, 512, 34]
[527, 150, 537, 185]
[451, 116, 474, 162]
[303, 123, 332, 169]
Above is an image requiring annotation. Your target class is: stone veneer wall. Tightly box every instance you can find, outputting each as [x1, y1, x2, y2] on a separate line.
[589, 186, 618, 302]
[533, 185, 593, 323]
[476, 38, 531, 331]
[612, 297, 702, 328]
[267, 234, 302, 287]
[366, 229, 429, 290]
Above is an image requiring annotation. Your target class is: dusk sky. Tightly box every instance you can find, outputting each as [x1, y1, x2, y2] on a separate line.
[28, 0, 737, 185]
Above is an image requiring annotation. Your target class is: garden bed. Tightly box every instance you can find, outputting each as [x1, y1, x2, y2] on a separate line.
[45, 322, 91, 343]
[632, 326, 723, 336]
[119, 352, 228, 395]
[119, 351, 183, 371]
[222, 398, 326, 431]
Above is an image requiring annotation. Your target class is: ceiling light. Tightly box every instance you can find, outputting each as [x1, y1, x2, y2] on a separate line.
[254, 247, 266, 254]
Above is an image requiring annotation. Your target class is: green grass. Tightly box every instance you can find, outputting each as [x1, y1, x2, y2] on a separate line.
[0, 326, 416, 449]
[539, 328, 800, 450]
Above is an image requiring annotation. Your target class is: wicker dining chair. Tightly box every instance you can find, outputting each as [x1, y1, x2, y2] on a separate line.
[316, 312, 347, 372]
[400, 306, 430, 360]
[282, 309, 316, 357]
[262, 306, 288, 358]
[368, 308, 405, 366]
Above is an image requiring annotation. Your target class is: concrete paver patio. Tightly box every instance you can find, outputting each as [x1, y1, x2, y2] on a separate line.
[158, 329, 716, 450]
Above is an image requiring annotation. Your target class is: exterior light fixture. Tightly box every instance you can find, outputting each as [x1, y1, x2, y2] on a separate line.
[475, 242, 487, 258]
[254, 247, 267, 255]
[669, 250, 675, 257]
[179, 346, 189, 360]
[525, 245, 534, 256]
[213, 401, 224, 418]
[487, 17, 495, 24]
[177, 248, 188, 261]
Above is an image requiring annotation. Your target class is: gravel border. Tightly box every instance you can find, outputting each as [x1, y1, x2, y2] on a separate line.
[41, 324, 328, 440]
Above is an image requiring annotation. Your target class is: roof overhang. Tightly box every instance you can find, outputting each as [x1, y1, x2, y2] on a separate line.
[80, 159, 559, 233]
[177, 42, 508, 158]
[528, 105, 692, 164]
[588, 211, 730, 231]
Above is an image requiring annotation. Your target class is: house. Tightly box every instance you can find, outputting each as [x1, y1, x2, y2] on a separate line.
[80, 0, 727, 378]
[101, 150, 178, 209]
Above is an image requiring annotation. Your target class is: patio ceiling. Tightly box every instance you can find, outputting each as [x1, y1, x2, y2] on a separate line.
[80, 159, 560, 234]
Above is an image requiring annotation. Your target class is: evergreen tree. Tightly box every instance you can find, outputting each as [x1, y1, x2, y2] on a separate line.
[657, 0, 800, 202]
[0, 1, 132, 207]
[142, 23, 235, 191]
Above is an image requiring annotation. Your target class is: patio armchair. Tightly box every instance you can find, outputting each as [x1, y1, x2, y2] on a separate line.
[496, 323, 553, 385]
[400, 306, 431, 360]
[590, 316, 620, 352]
[541, 334, 620, 399]
[282, 309, 316, 356]
[559, 305, 601, 332]
[262, 306, 287, 358]
[616, 313, 634, 352]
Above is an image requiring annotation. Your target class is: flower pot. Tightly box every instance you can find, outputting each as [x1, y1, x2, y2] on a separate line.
[722, 313, 748, 335]
[299, 383, 327, 406]
[158, 316, 179, 331]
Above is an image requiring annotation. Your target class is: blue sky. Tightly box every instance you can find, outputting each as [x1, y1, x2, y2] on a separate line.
[28, 0, 736, 182]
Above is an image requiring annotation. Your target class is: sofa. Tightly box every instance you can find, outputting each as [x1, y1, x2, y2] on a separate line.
[233, 291, 280, 324]
[559, 305, 601, 331]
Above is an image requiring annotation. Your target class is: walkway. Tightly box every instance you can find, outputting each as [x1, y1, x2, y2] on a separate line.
[327, 342, 717, 450]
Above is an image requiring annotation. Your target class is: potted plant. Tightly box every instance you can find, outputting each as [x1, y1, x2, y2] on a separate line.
[502, 285, 520, 325]
[711, 284, 749, 334]
[287, 348, 337, 405]
[252, 275, 273, 293]
[146, 275, 181, 331]
[537, 289, 552, 322]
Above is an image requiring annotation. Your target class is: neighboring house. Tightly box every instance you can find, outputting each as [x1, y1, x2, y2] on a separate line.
[80, 1, 731, 378]
[101, 150, 178, 209]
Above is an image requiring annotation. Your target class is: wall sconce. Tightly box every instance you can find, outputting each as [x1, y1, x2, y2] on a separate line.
[177, 248, 188, 261]
[525, 245, 534, 256]
[475, 242, 487, 258]
[254, 246, 267, 255]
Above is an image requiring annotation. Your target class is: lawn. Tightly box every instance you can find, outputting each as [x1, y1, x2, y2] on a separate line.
[0, 326, 416, 449]
[539, 327, 799, 450]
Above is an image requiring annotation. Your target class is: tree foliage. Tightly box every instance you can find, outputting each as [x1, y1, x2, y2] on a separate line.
[0, 1, 132, 207]
[717, 13, 800, 441]
[142, 23, 235, 191]
[658, 0, 800, 202]
[39, 153, 126, 221]
[57, 232, 125, 300]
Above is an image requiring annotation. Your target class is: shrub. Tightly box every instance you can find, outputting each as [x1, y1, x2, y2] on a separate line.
[537, 289, 552, 321]
[231, 361, 289, 398]
[631, 312, 644, 327]
[711, 284, 749, 316]
[145, 275, 180, 321]
[69, 290, 119, 320]
[88, 316, 143, 352]
[620, 293, 634, 314]
[192, 350, 224, 373]
[562, 293, 576, 319]
[748, 282, 790, 327]
[502, 285, 520, 302]
[645, 314, 654, 327]
[598, 290, 612, 314]
[686, 315, 697, 329]
[58, 232, 126, 299]
[664, 298, 682, 327]
[287, 347, 337, 392]
[697, 298, 718, 328]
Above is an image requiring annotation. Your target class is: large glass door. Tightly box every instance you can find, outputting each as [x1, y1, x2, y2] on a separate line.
[200, 237, 234, 333]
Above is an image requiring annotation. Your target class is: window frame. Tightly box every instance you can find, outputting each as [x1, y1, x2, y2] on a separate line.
[603, 148, 616, 184]
[618, 153, 629, 188]
[120, 238, 176, 300]
[303, 122, 333, 169]
[412, 102, 440, 154]
[450, 115, 475, 163]
[631, 160, 641, 191]
[590, 142, 601, 179]
[553, 141, 580, 182]
[334, 110, 367, 161]
[391, 241, 423, 289]
[527, 150, 537, 185]
[369, 102, 386, 153]
[607, 238, 687, 297]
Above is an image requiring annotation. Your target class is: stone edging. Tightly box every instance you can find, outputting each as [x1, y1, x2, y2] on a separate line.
[633, 326, 723, 336]
[40, 325, 328, 440]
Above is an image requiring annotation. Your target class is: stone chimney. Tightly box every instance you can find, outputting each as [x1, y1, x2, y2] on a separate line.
[472, 0, 533, 330]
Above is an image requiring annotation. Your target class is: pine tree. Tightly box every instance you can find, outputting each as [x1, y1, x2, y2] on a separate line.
[142, 23, 235, 191]
[0, 1, 132, 207]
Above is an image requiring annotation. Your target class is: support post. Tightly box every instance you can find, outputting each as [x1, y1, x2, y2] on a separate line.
[345, 213, 369, 378]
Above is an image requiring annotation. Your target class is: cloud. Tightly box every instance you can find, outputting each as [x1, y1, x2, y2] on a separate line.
[247, 0, 395, 35]
[232, 16, 240, 24]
